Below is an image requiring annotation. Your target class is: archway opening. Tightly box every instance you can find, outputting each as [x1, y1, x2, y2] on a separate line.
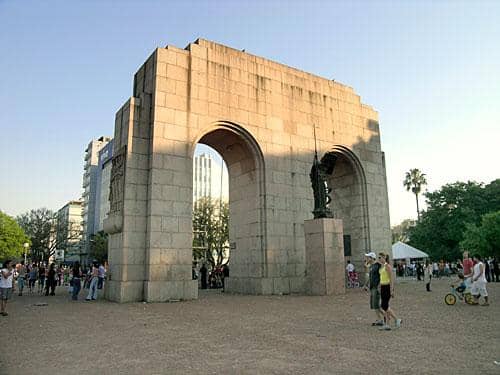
[192, 124, 265, 293]
[322, 151, 369, 281]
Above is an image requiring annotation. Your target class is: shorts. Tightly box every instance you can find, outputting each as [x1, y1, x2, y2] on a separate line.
[0, 287, 12, 300]
[370, 288, 380, 310]
[380, 284, 391, 311]
[471, 281, 488, 297]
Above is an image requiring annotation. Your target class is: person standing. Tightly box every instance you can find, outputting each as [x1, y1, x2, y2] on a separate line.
[45, 263, 56, 296]
[462, 251, 474, 288]
[71, 262, 82, 301]
[97, 263, 106, 290]
[424, 260, 432, 292]
[471, 255, 489, 306]
[200, 264, 208, 289]
[416, 262, 423, 281]
[17, 261, 27, 296]
[38, 264, 46, 294]
[0, 260, 15, 316]
[363, 255, 371, 287]
[86, 263, 99, 301]
[346, 260, 355, 275]
[378, 252, 402, 331]
[28, 264, 38, 293]
[484, 260, 491, 283]
[493, 258, 500, 282]
[364, 252, 384, 326]
[221, 264, 230, 292]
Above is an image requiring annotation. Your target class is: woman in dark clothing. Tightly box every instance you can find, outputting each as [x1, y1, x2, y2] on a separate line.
[485, 261, 491, 282]
[71, 262, 82, 300]
[45, 263, 57, 296]
[200, 264, 208, 289]
[493, 258, 500, 282]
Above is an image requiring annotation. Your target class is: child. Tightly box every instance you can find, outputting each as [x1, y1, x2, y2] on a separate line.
[454, 273, 466, 294]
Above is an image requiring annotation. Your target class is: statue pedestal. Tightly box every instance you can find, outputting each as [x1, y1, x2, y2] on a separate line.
[304, 218, 345, 295]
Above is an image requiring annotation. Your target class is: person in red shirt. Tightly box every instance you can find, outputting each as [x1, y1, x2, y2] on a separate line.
[462, 251, 474, 287]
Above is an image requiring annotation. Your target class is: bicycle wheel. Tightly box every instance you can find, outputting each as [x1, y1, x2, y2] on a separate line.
[464, 293, 474, 304]
[444, 293, 456, 305]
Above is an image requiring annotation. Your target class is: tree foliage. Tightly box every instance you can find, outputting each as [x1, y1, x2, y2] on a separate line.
[0, 211, 30, 260]
[391, 219, 416, 244]
[192, 197, 229, 268]
[403, 168, 427, 220]
[408, 179, 500, 261]
[89, 230, 108, 264]
[460, 211, 500, 259]
[17, 208, 81, 262]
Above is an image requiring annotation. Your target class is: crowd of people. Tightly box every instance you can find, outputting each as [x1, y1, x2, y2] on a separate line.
[391, 257, 499, 282]
[0, 259, 107, 316]
[194, 263, 230, 291]
[359, 249, 493, 331]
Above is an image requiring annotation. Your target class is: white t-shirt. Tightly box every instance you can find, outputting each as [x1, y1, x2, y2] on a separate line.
[473, 262, 487, 283]
[0, 268, 14, 288]
[346, 263, 355, 273]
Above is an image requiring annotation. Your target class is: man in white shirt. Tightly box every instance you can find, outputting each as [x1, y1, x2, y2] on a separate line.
[471, 255, 489, 306]
[346, 260, 355, 274]
[1, 260, 15, 316]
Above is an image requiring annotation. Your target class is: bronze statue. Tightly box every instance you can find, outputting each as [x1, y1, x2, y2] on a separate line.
[310, 153, 333, 219]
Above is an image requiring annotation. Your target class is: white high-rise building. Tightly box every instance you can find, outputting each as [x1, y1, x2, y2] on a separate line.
[193, 153, 228, 205]
[56, 200, 83, 262]
[82, 136, 112, 255]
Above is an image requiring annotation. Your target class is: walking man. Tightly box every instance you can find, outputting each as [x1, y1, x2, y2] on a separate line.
[364, 252, 384, 326]
[1, 260, 15, 316]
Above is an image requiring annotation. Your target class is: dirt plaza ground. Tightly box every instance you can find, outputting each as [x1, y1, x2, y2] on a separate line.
[1, 278, 499, 375]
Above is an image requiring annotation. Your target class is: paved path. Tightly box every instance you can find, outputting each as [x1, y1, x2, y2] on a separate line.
[1, 279, 499, 374]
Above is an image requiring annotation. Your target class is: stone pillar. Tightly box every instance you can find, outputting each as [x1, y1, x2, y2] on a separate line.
[304, 218, 345, 295]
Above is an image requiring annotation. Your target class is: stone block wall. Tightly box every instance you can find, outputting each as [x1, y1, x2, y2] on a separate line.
[105, 38, 391, 302]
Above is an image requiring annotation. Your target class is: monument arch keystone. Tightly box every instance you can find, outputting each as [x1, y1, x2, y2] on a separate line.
[104, 39, 391, 302]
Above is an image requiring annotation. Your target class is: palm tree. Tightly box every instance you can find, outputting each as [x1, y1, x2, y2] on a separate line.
[403, 168, 427, 221]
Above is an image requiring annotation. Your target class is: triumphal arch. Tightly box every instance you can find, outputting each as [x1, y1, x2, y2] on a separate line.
[103, 39, 391, 302]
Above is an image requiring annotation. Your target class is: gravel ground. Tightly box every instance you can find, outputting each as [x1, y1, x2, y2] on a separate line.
[1, 278, 499, 375]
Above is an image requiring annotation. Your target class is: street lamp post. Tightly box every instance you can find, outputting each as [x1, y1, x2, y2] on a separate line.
[23, 242, 29, 264]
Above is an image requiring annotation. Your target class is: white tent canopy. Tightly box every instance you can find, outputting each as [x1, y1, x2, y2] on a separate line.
[391, 241, 429, 260]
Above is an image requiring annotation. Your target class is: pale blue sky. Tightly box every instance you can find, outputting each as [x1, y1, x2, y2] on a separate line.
[1, 0, 499, 225]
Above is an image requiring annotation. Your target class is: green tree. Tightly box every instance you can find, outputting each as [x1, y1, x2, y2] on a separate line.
[89, 230, 108, 264]
[460, 211, 500, 258]
[192, 197, 229, 268]
[17, 208, 81, 262]
[408, 179, 500, 261]
[0, 211, 30, 260]
[403, 168, 427, 220]
[391, 219, 416, 244]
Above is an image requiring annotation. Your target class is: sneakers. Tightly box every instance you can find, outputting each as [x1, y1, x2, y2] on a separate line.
[395, 319, 402, 328]
[378, 324, 391, 331]
[1, 312, 8, 316]
[481, 302, 490, 306]
[371, 320, 384, 326]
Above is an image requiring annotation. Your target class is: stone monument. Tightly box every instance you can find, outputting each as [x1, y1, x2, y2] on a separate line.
[103, 38, 391, 302]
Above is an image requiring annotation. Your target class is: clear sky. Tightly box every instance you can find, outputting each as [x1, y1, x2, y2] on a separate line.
[1, 0, 499, 225]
